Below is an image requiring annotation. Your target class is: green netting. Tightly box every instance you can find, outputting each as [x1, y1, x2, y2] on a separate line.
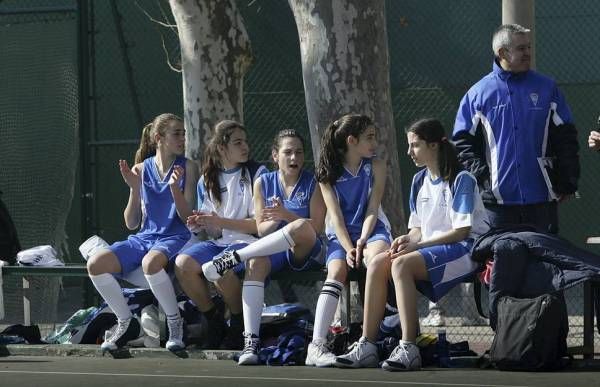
[0, 7, 78, 325]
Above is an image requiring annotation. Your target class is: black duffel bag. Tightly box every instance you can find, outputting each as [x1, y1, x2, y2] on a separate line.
[490, 292, 569, 371]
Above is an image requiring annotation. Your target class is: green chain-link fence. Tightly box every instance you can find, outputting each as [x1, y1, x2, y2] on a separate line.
[2, 0, 600, 348]
[0, 0, 79, 328]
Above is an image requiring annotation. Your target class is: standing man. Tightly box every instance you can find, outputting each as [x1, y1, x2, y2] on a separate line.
[452, 24, 579, 234]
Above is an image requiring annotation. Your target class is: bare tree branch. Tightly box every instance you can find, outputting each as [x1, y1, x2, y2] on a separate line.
[157, 0, 180, 38]
[135, 0, 177, 27]
[160, 31, 181, 72]
[134, 0, 181, 73]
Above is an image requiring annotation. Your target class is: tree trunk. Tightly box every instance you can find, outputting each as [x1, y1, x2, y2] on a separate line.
[289, 0, 405, 234]
[169, 0, 252, 161]
[502, 0, 535, 69]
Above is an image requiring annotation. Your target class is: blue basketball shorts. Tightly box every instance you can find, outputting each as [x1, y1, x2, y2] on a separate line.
[326, 224, 391, 265]
[415, 239, 479, 302]
[269, 236, 324, 273]
[109, 232, 190, 275]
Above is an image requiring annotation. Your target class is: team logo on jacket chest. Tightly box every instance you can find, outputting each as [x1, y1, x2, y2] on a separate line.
[364, 163, 372, 177]
[529, 93, 539, 106]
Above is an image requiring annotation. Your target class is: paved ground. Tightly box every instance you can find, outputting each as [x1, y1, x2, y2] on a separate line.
[1, 354, 600, 387]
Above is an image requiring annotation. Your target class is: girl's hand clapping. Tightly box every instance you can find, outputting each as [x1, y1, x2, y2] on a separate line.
[168, 165, 185, 188]
[119, 160, 141, 191]
[260, 197, 292, 223]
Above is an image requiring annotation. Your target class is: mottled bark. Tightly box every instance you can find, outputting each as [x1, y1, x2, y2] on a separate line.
[289, 0, 405, 233]
[502, 0, 536, 68]
[169, 0, 252, 161]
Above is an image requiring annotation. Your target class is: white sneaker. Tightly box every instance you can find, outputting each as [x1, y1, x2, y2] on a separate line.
[100, 317, 140, 352]
[238, 333, 260, 365]
[421, 309, 446, 327]
[166, 317, 185, 352]
[334, 337, 379, 368]
[306, 341, 337, 367]
[202, 250, 241, 282]
[382, 342, 421, 371]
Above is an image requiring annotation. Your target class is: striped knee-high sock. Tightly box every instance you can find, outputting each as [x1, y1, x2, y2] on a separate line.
[312, 279, 344, 343]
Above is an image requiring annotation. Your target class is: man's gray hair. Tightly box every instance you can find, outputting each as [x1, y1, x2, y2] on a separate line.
[492, 24, 530, 57]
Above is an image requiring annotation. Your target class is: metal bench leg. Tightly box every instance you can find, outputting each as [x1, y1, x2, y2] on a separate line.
[335, 281, 351, 328]
[158, 304, 166, 342]
[344, 281, 351, 327]
[23, 277, 31, 326]
[583, 281, 594, 359]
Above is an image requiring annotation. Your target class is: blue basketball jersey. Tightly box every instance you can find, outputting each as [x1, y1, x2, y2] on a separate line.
[139, 155, 189, 236]
[260, 169, 317, 229]
[326, 157, 390, 239]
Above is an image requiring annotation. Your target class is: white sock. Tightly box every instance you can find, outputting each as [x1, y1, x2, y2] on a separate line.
[312, 279, 344, 342]
[89, 273, 132, 321]
[236, 228, 295, 261]
[242, 280, 264, 337]
[145, 270, 180, 319]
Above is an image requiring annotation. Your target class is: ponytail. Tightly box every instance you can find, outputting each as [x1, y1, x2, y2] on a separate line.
[316, 120, 342, 185]
[438, 138, 461, 184]
[316, 114, 374, 185]
[134, 123, 156, 164]
[202, 145, 222, 206]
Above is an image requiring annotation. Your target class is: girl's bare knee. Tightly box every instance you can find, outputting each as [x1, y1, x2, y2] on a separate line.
[391, 256, 408, 277]
[368, 254, 391, 277]
[327, 261, 347, 283]
[86, 257, 101, 275]
[87, 252, 114, 275]
[245, 257, 269, 280]
[175, 255, 198, 276]
[287, 218, 311, 241]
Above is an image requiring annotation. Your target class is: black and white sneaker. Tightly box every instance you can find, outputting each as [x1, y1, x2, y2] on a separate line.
[237, 333, 260, 365]
[382, 342, 421, 371]
[100, 317, 140, 353]
[334, 336, 379, 368]
[202, 250, 241, 282]
[166, 317, 185, 352]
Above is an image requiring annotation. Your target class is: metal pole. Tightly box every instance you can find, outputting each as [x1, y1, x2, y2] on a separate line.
[78, 0, 98, 307]
[78, 0, 91, 240]
[502, 0, 535, 69]
[89, 0, 99, 236]
[110, 0, 144, 130]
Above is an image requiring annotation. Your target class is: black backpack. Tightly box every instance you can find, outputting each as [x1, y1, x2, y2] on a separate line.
[490, 292, 569, 371]
[0, 192, 21, 264]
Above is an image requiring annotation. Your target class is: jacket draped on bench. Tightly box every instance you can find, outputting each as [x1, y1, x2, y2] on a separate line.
[471, 226, 600, 331]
